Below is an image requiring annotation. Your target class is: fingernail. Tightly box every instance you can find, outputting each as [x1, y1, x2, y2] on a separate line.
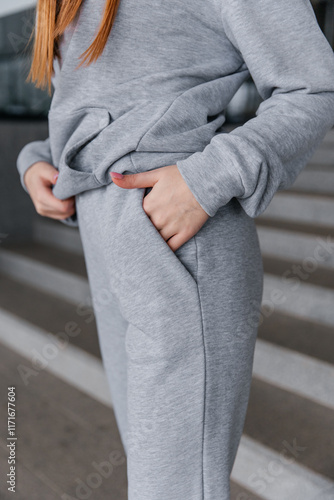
[110, 172, 124, 179]
[53, 173, 59, 182]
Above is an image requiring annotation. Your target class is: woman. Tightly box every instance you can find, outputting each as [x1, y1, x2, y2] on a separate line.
[17, 0, 334, 498]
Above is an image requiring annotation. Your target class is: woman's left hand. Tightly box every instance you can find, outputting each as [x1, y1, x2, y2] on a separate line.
[110, 164, 209, 252]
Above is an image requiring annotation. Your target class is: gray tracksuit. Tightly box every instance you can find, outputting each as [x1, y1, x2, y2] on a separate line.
[17, 0, 334, 498]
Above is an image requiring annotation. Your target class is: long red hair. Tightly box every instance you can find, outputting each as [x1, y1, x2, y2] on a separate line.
[28, 0, 121, 92]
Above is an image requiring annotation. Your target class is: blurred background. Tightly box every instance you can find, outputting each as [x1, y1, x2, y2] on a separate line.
[0, 1, 333, 499]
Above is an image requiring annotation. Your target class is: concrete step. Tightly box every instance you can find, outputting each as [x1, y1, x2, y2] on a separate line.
[262, 273, 334, 328]
[32, 196, 334, 278]
[262, 254, 334, 290]
[1, 265, 332, 378]
[232, 436, 334, 500]
[1, 307, 334, 499]
[258, 191, 334, 228]
[0, 242, 90, 304]
[256, 220, 334, 269]
[0, 341, 126, 500]
[33, 217, 83, 255]
[321, 128, 334, 147]
[0, 241, 86, 276]
[2, 239, 333, 330]
[1, 234, 333, 332]
[258, 310, 334, 366]
[304, 162, 334, 172]
[252, 339, 334, 411]
[0, 307, 111, 408]
[0, 333, 266, 500]
[309, 147, 334, 167]
[245, 375, 334, 479]
[0, 272, 100, 358]
[287, 169, 334, 196]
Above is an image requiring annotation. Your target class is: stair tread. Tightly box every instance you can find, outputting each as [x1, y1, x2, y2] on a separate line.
[305, 162, 334, 172]
[230, 482, 266, 500]
[1, 265, 333, 366]
[244, 377, 334, 480]
[262, 254, 334, 290]
[1, 285, 334, 490]
[1, 241, 87, 277]
[273, 190, 334, 202]
[255, 217, 334, 238]
[0, 335, 267, 500]
[0, 342, 127, 499]
[0, 444, 60, 500]
[287, 187, 334, 197]
[285, 186, 334, 198]
[0, 273, 101, 359]
[258, 310, 334, 366]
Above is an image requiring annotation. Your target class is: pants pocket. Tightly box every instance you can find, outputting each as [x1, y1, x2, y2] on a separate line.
[108, 187, 202, 358]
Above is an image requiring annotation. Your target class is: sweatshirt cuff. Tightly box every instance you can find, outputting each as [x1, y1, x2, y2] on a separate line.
[17, 139, 53, 193]
[176, 145, 245, 217]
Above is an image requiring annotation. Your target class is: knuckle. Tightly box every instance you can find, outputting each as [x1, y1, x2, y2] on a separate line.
[34, 194, 43, 205]
[34, 202, 43, 214]
[154, 213, 165, 227]
[142, 198, 151, 213]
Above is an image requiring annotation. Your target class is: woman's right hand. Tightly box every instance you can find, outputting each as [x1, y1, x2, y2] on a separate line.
[24, 161, 76, 220]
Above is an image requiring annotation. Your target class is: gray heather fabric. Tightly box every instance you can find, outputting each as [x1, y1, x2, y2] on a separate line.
[16, 1, 334, 498]
[74, 163, 264, 500]
[17, 0, 334, 225]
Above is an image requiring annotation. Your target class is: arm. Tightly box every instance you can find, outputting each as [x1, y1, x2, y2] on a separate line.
[176, 0, 334, 218]
[16, 57, 78, 227]
[17, 54, 57, 193]
[17, 137, 53, 193]
[17, 138, 78, 226]
[17, 139, 78, 228]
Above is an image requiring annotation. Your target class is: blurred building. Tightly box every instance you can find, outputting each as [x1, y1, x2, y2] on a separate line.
[0, 3, 52, 118]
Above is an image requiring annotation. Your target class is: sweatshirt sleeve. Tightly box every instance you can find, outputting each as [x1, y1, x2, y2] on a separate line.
[17, 55, 58, 194]
[16, 61, 78, 227]
[17, 137, 53, 193]
[176, 0, 334, 218]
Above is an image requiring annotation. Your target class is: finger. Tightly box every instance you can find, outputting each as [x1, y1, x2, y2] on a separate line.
[38, 200, 76, 219]
[36, 186, 75, 215]
[43, 210, 76, 220]
[110, 169, 159, 189]
[40, 164, 60, 185]
[158, 224, 176, 242]
[165, 232, 189, 252]
[42, 188, 75, 212]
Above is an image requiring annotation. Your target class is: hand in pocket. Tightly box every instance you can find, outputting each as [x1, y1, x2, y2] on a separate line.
[110, 164, 209, 252]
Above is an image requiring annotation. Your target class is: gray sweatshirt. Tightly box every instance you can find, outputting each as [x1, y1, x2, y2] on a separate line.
[17, 0, 334, 226]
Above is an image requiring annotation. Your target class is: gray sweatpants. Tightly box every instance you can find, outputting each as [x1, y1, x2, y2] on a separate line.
[75, 154, 264, 500]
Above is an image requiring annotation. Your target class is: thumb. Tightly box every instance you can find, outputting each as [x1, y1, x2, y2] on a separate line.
[110, 169, 159, 189]
[40, 163, 59, 185]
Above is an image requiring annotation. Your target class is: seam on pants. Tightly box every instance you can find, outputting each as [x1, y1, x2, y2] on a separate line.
[194, 233, 206, 500]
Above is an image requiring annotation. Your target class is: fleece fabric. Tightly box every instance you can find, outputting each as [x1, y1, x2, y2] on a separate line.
[74, 172, 264, 500]
[17, 0, 334, 225]
[16, 3, 334, 498]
